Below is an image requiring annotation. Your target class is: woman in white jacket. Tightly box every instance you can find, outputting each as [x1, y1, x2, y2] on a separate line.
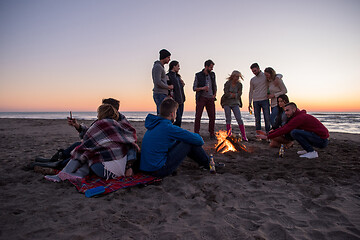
[264, 67, 287, 127]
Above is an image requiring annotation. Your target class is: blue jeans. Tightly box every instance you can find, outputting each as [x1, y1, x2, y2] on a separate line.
[270, 106, 278, 127]
[224, 105, 243, 125]
[153, 93, 168, 115]
[290, 129, 328, 152]
[152, 141, 210, 178]
[253, 99, 271, 132]
[174, 103, 184, 127]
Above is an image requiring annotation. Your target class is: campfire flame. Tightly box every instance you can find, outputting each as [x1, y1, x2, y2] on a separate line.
[215, 130, 249, 153]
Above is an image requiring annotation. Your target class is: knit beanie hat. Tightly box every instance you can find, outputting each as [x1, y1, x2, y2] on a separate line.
[159, 49, 171, 60]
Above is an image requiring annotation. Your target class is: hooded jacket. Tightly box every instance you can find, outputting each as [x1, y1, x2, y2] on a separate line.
[267, 109, 329, 139]
[140, 114, 204, 172]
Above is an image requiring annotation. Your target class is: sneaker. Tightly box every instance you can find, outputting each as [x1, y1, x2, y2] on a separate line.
[299, 151, 318, 159]
[44, 175, 61, 182]
[297, 150, 307, 155]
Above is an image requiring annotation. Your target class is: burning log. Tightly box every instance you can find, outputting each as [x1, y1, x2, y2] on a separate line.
[215, 139, 228, 153]
[215, 130, 248, 153]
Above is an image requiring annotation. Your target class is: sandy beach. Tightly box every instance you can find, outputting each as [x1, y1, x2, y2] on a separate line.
[0, 118, 359, 240]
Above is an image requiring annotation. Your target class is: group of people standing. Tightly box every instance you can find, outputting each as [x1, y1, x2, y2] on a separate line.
[151, 49, 329, 159]
[41, 48, 329, 184]
[151, 49, 288, 142]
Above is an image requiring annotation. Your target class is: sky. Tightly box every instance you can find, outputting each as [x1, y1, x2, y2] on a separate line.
[0, 0, 359, 112]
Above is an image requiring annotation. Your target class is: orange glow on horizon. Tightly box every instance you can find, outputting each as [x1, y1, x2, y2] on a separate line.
[1, 92, 359, 112]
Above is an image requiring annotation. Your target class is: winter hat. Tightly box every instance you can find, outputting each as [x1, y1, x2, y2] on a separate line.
[159, 49, 171, 60]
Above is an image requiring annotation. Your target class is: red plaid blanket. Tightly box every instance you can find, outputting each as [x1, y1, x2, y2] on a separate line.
[68, 173, 161, 196]
[71, 118, 140, 166]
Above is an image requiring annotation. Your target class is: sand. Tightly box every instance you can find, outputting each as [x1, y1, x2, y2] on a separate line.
[0, 118, 359, 240]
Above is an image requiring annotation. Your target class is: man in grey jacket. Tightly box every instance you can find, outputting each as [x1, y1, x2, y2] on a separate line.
[152, 49, 173, 114]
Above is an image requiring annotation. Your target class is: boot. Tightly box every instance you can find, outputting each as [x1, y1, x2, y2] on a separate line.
[36, 149, 64, 163]
[226, 124, 232, 137]
[45, 159, 82, 182]
[239, 124, 248, 141]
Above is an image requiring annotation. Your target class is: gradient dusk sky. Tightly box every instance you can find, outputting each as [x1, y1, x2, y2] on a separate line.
[0, 0, 359, 112]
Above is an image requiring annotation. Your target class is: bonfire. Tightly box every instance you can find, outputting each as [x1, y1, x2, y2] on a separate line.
[215, 130, 248, 153]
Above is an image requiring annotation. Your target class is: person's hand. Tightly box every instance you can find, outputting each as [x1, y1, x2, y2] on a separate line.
[180, 79, 185, 87]
[168, 85, 174, 90]
[203, 86, 209, 91]
[67, 117, 80, 130]
[231, 93, 236, 98]
[256, 130, 267, 136]
[268, 94, 275, 98]
[256, 134, 268, 140]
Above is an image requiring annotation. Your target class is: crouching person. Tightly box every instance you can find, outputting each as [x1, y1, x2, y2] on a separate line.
[45, 104, 139, 182]
[140, 98, 210, 178]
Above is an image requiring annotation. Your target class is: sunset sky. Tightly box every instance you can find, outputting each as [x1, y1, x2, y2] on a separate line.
[0, 0, 359, 112]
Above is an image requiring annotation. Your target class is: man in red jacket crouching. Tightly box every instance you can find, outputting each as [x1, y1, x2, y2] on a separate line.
[257, 102, 329, 159]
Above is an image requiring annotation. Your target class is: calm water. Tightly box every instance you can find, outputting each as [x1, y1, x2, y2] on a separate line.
[1, 111, 359, 134]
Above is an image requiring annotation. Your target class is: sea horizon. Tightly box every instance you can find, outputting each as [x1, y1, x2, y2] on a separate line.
[1, 111, 359, 135]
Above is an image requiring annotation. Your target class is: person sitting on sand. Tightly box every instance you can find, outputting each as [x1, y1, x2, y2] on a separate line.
[45, 104, 140, 182]
[140, 98, 210, 178]
[33, 98, 138, 172]
[267, 94, 293, 148]
[257, 102, 329, 159]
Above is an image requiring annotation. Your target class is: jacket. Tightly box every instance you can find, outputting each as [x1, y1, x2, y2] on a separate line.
[140, 114, 204, 172]
[268, 109, 329, 139]
[167, 71, 186, 104]
[152, 61, 169, 94]
[194, 69, 217, 101]
[220, 80, 243, 108]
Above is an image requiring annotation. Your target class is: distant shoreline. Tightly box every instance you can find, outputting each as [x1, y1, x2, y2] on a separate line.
[1, 111, 360, 134]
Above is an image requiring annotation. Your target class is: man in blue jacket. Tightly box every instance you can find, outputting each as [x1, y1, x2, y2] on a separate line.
[140, 98, 210, 177]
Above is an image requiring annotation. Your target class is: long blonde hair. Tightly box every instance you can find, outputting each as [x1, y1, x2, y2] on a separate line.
[227, 70, 244, 82]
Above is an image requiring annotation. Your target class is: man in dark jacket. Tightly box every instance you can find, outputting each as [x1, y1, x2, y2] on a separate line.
[258, 102, 329, 159]
[193, 59, 217, 139]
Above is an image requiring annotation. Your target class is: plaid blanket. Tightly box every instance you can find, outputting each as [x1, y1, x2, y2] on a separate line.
[71, 118, 140, 166]
[68, 173, 161, 196]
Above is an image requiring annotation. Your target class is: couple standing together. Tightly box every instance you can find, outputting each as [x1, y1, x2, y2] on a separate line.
[152, 49, 247, 141]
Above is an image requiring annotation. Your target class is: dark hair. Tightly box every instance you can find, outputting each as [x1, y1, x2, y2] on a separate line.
[264, 67, 276, 80]
[277, 94, 289, 105]
[285, 102, 297, 109]
[204, 59, 215, 67]
[102, 98, 120, 111]
[168, 60, 179, 72]
[250, 63, 260, 69]
[273, 94, 290, 129]
[160, 98, 178, 117]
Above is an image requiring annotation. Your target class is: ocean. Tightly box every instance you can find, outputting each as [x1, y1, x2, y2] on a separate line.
[1, 111, 359, 135]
